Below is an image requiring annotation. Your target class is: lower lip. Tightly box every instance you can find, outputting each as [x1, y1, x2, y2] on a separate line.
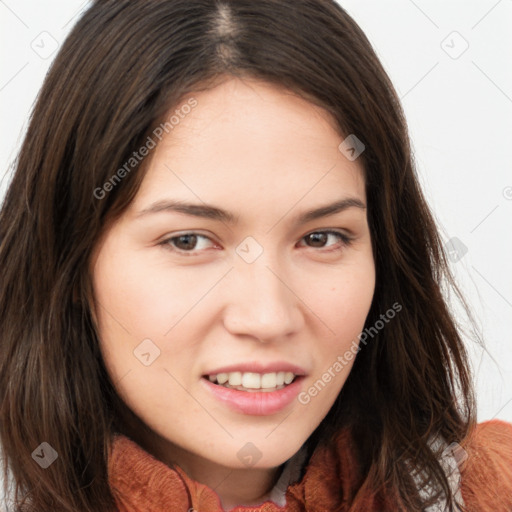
[201, 376, 305, 416]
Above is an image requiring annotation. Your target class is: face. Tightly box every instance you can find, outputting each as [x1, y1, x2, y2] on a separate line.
[91, 77, 375, 474]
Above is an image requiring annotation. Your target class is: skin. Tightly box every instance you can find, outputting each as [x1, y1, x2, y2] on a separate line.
[91, 76, 375, 510]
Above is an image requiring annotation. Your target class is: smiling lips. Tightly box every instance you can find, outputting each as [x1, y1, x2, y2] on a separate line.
[201, 363, 307, 415]
[207, 371, 297, 391]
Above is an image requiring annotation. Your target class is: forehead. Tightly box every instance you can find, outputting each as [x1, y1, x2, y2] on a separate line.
[163, 77, 345, 155]
[130, 77, 366, 216]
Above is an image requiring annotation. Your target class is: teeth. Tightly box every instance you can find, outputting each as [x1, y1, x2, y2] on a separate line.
[228, 371, 242, 386]
[261, 373, 276, 388]
[206, 371, 298, 390]
[284, 372, 294, 384]
[216, 373, 229, 384]
[242, 372, 261, 389]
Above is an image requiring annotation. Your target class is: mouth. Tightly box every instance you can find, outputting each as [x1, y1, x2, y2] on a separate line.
[201, 372, 305, 415]
[202, 371, 299, 392]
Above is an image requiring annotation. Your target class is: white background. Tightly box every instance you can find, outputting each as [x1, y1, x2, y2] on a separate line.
[1, 1, 511, 423]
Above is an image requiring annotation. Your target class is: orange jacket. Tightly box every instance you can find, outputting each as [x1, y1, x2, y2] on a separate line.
[108, 419, 512, 511]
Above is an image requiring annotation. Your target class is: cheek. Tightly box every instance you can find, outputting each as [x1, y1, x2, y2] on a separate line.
[295, 266, 374, 430]
[92, 247, 206, 339]
[303, 257, 375, 345]
[91, 248, 199, 419]
[91, 244, 228, 404]
[296, 256, 375, 408]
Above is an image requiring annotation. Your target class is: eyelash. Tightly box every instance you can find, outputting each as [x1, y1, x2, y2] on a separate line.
[158, 230, 353, 256]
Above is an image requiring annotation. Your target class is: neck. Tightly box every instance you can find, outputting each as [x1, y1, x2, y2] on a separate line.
[164, 442, 285, 510]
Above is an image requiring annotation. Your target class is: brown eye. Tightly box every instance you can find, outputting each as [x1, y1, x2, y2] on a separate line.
[173, 234, 199, 251]
[300, 230, 352, 251]
[160, 233, 216, 255]
[305, 232, 328, 247]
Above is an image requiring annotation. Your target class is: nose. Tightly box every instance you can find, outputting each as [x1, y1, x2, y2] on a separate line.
[222, 256, 304, 343]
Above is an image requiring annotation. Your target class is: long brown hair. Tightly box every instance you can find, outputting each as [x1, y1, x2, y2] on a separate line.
[1, 0, 476, 510]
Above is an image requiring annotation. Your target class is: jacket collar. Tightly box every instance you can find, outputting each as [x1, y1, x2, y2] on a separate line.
[107, 428, 364, 511]
[107, 428, 462, 511]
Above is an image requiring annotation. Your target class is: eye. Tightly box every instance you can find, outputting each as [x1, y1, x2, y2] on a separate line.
[298, 230, 353, 251]
[159, 229, 353, 256]
[160, 233, 217, 254]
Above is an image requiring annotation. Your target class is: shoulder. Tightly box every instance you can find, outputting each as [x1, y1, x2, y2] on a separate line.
[459, 419, 512, 512]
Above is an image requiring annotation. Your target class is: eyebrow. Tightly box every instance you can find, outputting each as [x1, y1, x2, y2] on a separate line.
[135, 197, 366, 225]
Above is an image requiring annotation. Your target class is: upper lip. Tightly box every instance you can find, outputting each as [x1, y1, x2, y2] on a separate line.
[203, 362, 307, 376]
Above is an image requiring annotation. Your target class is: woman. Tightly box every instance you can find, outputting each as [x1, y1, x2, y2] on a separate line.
[0, 1, 510, 511]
